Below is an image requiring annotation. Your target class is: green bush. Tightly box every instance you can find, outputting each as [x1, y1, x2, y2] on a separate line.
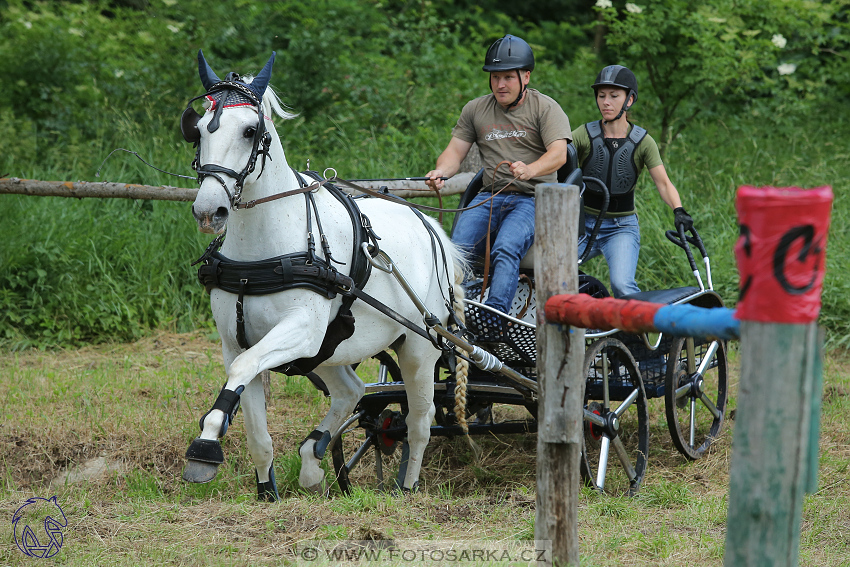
[0, 0, 847, 348]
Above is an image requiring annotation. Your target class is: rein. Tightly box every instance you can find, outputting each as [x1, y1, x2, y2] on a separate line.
[332, 162, 523, 302]
[328, 160, 521, 216]
[233, 177, 332, 209]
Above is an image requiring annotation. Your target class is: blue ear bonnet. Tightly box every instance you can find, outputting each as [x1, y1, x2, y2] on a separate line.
[197, 49, 276, 101]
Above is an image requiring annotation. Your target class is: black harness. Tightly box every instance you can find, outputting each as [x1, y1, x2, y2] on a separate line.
[195, 169, 382, 374]
[581, 120, 647, 214]
[186, 79, 460, 377]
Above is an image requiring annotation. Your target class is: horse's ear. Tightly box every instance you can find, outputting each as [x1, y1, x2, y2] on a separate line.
[198, 49, 221, 90]
[248, 52, 276, 99]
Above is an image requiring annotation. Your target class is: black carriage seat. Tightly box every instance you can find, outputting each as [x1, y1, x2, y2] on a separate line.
[449, 143, 584, 272]
[621, 287, 701, 306]
[621, 286, 725, 309]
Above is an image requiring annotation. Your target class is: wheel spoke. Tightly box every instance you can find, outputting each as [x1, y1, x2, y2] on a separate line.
[375, 448, 384, 492]
[583, 408, 606, 428]
[675, 382, 692, 400]
[346, 435, 374, 472]
[596, 436, 611, 490]
[611, 435, 638, 481]
[696, 341, 720, 376]
[699, 391, 722, 419]
[613, 387, 639, 418]
[689, 398, 697, 447]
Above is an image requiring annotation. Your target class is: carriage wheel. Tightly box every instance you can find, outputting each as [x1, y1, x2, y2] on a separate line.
[330, 407, 408, 495]
[664, 337, 728, 460]
[580, 338, 649, 497]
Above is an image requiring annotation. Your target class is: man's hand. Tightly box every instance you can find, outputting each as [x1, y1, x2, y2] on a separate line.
[425, 169, 447, 191]
[509, 161, 535, 181]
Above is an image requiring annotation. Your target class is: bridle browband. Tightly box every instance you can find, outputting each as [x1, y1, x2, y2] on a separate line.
[182, 78, 273, 208]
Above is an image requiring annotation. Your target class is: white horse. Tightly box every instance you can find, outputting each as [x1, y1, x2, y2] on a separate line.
[182, 50, 466, 499]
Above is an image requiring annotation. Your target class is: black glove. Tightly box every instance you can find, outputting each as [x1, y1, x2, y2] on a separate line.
[673, 207, 694, 232]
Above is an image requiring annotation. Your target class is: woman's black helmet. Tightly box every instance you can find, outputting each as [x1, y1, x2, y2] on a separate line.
[592, 65, 638, 104]
[483, 34, 535, 72]
[592, 65, 637, 121]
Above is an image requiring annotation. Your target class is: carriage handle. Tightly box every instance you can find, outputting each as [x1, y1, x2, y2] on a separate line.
[665, 225, 713, 291]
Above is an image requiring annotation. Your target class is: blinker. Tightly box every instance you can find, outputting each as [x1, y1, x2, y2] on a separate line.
[181, 106, 202, 144]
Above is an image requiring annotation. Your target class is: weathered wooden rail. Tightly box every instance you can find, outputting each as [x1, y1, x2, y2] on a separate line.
[0, 174, 472, 202]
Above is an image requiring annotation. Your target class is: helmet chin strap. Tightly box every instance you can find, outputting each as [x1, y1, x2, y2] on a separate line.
[603, 92, 634, 124]
[490, 70, 527, 110]
[506, 70, 525, 109]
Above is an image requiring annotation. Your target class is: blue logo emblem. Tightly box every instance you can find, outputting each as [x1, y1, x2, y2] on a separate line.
[12, 496, 68, 558]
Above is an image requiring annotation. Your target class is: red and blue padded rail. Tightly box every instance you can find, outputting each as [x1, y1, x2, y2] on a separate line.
[544, 294, 739, 341]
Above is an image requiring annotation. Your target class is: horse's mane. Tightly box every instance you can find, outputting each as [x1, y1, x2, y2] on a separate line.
[242, 75, 298, 121]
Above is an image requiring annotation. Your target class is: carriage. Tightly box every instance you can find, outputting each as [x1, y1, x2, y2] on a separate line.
[327, 167, 729, 498]
[180, 50, 728, 501]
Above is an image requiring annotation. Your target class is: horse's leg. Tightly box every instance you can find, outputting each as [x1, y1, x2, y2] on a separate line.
[395, 339, 437, 492]
[184, 307, 325, 485]
[241, 376, 279, 501]
[298, 364, 365, 493]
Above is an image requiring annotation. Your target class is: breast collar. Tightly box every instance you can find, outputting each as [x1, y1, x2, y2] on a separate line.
[195, 169, 378, 303]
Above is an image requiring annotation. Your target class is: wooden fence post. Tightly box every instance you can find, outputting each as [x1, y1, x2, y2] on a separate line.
[724, 186, 832, 566]
[534, 183, 583, 567]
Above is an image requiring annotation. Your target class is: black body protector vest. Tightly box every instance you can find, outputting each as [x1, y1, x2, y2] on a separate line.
[581, 120, 647, 215]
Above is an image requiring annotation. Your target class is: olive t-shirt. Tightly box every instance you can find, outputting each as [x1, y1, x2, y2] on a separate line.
[452, 89, 572, 194]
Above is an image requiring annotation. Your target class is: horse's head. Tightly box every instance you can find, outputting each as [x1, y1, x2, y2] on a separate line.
[185, 50, 277, 234]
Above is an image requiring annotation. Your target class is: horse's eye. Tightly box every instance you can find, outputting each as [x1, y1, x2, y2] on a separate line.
[244, 126, 257, 139]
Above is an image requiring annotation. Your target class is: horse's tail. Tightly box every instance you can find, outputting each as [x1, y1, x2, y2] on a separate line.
[450, 258, 482, 460]
[451, 261, 470, 437]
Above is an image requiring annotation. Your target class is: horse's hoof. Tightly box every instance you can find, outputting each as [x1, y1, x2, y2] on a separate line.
[256, 465, 280, 502]
[183, 459, 220, 483]
[303, 479, 329, 497]
[394, 480, 420, 496]
[183, 438, 224, 483]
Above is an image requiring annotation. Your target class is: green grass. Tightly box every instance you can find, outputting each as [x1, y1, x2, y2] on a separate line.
[1, 332, 849, 566]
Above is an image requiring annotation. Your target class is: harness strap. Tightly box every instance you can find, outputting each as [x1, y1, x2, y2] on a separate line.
[233, 179, 329, 209]
[332, 177, 510, 215]
[350, 286, 440, 348]
[236, 279, 249, 349]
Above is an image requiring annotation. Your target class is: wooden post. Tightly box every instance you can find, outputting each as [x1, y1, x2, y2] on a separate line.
[534, 183, 583, 567]
[724, 186, 832, 566]
[724, 322, 822, 565]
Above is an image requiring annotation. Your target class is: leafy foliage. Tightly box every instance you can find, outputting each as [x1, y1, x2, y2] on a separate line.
[0, 0, 848, 347]
[596, 0, 848, 146]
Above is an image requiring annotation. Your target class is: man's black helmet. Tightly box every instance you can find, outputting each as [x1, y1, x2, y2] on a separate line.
[483, 34, 535, 72]
[592, 65, 638, 105]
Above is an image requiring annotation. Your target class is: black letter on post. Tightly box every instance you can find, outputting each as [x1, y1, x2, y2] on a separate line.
[773, 225, 820, 295]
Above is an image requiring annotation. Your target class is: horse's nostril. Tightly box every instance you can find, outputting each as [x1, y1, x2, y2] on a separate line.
[214, 207, 229, 221]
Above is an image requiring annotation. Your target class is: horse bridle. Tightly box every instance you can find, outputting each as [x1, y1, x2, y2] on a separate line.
[181, 76, 273, 208]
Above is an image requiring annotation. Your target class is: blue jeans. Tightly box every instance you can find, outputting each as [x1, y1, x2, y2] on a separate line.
[577, 213, 641, 298]
[452, 192, 535, 314]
